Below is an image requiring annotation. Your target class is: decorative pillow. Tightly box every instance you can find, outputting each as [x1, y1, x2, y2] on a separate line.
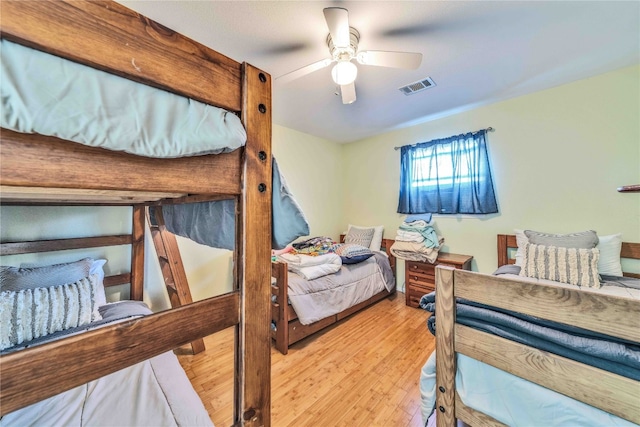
[0, 275, 101, 350]
[524, 230, 599, 249]
[519, 243, 600, 288]
[344, 226, 376, 249]
[0, 258, 93, 292]
[345, 224, 384, 251]
[596, 234, 623, 277]
[331, 243, 375, 265]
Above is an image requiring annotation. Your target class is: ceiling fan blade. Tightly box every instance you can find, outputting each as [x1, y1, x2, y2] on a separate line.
[340, 82, 356, 105]
[356, 50, 422, 69]
[276, 58, 333, 84]
[323, 7, 350, 48]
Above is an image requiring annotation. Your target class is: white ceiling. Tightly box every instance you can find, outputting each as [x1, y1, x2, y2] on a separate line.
[118, 1, 640, 143]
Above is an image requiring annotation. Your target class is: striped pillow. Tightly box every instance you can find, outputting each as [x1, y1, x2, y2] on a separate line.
[344, 227, 375, 249]
[519, 243, 600, 288]
[0, 275, 100, 350]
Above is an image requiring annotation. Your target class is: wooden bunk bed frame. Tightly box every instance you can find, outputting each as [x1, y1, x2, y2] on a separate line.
[271, 238, 397, 354]
[0, 1, 272, 425]
[434, 234, 640, 427]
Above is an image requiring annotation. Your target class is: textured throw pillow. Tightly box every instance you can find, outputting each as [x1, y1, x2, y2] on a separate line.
[347, 224, 384, 251]
[524, 230, 599, 249]
[331, 243, 374, 265]
[0, 258, 93, 292]
[0, 275, 101, 350]
[596, 234, 623, 277]
[345, 226, 376, 249]
[519, 243, 600, 288]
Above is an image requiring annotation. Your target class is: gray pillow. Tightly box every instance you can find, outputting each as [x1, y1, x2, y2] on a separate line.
[524, 230, 598, 249]
[0, 258, 93, 292]
[344, 227, 375, 248]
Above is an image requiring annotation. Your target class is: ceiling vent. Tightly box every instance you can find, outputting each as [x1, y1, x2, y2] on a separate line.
[399, 77, 436, 95]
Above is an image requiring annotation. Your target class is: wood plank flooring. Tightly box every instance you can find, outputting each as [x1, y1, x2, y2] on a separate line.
[177, 292, 435, 427]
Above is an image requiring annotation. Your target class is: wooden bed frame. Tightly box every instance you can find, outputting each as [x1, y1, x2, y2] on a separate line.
[271, 238, 397, 354]
[434, 234, 640, 426]
[0, 2, 271, 425]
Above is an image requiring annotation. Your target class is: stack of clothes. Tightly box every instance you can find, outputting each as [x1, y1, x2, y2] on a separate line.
[390, 213, 443, 263]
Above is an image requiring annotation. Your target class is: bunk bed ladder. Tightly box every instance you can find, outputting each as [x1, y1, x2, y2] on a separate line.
[146, 207, 205, 354]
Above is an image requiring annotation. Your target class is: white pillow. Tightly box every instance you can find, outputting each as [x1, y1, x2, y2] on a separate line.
[90, 259, 108, 307]
[596, 234, 623, 276]
[347, 224, 384, 252]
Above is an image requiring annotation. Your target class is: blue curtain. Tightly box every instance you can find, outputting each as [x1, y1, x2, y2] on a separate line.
[397, 129, 498, 214]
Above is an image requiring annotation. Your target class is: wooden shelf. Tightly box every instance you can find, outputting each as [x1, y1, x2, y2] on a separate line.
[617, 185, 640, 193]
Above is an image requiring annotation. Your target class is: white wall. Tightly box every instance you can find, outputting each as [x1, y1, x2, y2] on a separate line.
[341, 64, 640, 276]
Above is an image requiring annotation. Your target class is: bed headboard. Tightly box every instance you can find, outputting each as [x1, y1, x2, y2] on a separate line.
[497, 234, 640, 278]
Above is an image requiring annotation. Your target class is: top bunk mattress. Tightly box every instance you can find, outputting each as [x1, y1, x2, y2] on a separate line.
[1, 39, 247, 158]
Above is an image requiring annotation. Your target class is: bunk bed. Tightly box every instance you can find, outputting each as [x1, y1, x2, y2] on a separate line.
[0, 1, 271, 425]
[421, 233, 640, 427]
[271, 237, 396, 354]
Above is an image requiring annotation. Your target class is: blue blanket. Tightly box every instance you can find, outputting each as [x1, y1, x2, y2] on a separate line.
[161, 157, 309, 250]
[420, 292, 640, 380]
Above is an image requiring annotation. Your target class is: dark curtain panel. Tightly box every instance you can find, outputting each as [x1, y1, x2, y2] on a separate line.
[397, 129, 498, 214]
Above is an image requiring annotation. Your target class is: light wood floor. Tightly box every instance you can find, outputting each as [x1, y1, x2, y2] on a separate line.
[177, 292, 435, 427]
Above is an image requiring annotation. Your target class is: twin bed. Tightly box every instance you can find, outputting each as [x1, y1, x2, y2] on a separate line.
[1, 1, 271, 425]
[271, 236, 396, 354]
[421, 233, 640, 426]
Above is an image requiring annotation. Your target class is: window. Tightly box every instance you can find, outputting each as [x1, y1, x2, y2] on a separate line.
[397, 129, 498, 214]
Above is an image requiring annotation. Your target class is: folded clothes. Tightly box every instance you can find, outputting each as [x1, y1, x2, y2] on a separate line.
[278, 252, 342, 280]
[395, 229, 425, 243]
[404, 213, 432, 224]
[401, 219, 430, 229]
[399, 223, 440, 248]
[390, 238, 443, 263]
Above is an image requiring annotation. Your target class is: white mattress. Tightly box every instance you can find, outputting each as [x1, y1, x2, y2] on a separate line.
[500, 272, 640, 301]
[1, 351, 213, 427]
[420, 352, 636, 427]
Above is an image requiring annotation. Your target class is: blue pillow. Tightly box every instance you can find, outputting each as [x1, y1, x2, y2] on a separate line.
[331, 243, 374, 265]
[341, 253, 375, 264]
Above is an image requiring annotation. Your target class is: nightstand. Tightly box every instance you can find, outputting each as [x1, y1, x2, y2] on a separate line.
[405, 253, 473, 308]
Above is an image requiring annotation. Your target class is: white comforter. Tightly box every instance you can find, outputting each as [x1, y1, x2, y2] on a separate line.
[278, 253, 342, 280]
[1, 351, 213, 427]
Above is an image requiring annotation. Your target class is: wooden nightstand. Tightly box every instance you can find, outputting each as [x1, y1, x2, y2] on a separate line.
[405, 253, 473, 308]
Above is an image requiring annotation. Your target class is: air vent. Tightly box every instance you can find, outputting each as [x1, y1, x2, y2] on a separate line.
[399, 77, 436, 95]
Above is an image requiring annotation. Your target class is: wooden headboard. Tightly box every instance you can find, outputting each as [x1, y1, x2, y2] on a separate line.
[497, 234, 640, 278]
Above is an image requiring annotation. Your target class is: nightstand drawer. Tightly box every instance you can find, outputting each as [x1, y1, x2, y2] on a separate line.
[407, 261, 436, 276]
[404, 252, 473, 308]
[406, 270, 435, 284]
[407, 283, 434, 308]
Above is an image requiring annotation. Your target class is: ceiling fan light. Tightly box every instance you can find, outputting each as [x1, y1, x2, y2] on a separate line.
[331, 61, 358, 85]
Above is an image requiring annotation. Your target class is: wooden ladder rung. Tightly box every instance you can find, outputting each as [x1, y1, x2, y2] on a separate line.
[146, 207, 205, 355]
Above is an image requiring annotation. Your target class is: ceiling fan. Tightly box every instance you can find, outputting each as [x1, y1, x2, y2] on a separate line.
[276, 7, 423, 105]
